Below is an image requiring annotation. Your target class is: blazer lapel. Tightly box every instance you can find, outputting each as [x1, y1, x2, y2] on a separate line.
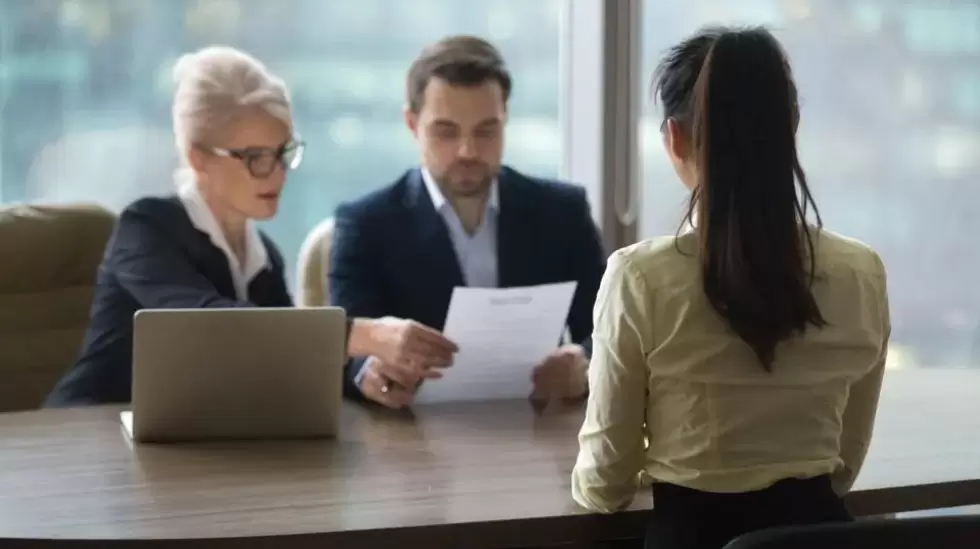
[496, 170, 532, 288]
[405, 169, 465, 288]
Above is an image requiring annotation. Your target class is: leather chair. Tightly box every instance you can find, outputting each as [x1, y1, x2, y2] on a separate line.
[296, 217, 334, 307]
[724, 515, 980, 549]
[0, 203, 115, 412]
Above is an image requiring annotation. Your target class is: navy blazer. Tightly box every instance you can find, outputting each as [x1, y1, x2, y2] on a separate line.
[44, 196, 292, 407]
[330, 166, 606, 398]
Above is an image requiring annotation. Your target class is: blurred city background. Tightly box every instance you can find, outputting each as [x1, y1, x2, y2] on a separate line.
[1, 0, 979, 371]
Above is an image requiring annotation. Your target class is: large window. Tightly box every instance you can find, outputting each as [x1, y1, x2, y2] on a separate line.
[640, 0, 980, 370]
[0, 0, 563, 277]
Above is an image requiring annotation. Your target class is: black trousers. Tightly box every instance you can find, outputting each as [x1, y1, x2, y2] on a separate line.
[644, 475, 852, 549]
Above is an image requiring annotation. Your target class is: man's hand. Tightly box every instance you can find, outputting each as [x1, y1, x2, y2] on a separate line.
[530, 344, 589, 402]
[349, 317, 457, 386]
[358, 356, 416, 409]
[370, 316, 457, 367]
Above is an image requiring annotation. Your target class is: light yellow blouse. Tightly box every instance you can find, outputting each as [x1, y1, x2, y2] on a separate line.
[571, 229, 890, 513]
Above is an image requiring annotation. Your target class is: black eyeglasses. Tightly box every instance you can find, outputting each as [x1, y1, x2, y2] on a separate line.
[211, 139, 305, 179]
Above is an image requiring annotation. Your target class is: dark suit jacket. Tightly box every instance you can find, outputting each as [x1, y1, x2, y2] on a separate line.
[44, 196, 292, 407]
[330, 166, 606, 398]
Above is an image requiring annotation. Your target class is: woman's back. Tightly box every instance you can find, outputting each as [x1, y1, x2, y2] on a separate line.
[619, 227, 888, 494]
[571, 24, 891, 549]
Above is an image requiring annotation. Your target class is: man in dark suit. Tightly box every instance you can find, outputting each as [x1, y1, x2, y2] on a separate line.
[331, 35, 606, 409]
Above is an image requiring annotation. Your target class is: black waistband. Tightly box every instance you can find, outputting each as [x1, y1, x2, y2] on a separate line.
[652, 474, 840, 512]
[646, 475, 852, 548]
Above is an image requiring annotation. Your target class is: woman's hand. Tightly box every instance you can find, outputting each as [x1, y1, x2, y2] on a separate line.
[358, 356, 417, 409]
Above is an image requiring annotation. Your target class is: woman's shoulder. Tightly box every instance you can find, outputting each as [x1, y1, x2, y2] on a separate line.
[110, 195, 198, 250]
[614, 235, 686, 263]
[120, 195, 186, 223]
[609, 233, 700, 288]
[110, 195, 193, 238]
[811, 228, 886, 279]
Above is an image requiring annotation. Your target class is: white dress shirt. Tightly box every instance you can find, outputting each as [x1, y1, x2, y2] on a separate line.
[421, 168, 499, 289]
[177, 181, 268, 300]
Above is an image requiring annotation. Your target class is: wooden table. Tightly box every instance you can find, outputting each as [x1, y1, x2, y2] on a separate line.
[0, 369, 978, 548]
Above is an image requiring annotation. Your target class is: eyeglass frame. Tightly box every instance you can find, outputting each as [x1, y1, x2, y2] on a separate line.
[209, 138, 305, 179]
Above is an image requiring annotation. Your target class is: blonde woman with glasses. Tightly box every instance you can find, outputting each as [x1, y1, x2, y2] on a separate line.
[46, 46, 455, 407]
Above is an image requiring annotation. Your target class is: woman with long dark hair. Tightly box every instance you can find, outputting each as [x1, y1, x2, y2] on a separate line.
[571, 26, 890, 549]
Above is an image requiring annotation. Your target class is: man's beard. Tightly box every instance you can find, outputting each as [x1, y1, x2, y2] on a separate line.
[437, 162, 496, 199]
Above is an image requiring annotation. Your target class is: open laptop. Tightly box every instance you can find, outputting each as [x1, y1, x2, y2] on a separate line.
[120, 307, 347, 442]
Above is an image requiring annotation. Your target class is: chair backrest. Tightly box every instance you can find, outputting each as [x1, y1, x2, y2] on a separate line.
[0, 203, 116, 412]
[296, 217, 335, 307]
[724, 516, 980, 549]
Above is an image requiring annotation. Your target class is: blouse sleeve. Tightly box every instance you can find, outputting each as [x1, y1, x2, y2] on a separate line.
[571, 250, 652, 512]
[832, 255, 890, 495]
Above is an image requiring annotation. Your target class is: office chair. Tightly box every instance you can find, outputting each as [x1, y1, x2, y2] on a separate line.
[724, 515, 980, 549]
[0, 203, 115, 411]
[296, 217, 334, 307]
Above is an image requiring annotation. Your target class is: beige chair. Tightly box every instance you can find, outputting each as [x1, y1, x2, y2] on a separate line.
[0, 203, 115, 412]
[296, 217, 335, 307]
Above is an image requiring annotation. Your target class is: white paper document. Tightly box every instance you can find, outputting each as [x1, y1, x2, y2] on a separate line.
[415, 281, 578, 404]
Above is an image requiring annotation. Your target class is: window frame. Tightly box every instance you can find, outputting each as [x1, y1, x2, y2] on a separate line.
[560, 0, 642, 251]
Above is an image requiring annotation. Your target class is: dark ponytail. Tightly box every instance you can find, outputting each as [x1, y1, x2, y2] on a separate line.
[654, 26, 825, 371]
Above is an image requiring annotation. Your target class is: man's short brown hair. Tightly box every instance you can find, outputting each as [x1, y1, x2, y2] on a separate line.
[406, 35, 512, 114]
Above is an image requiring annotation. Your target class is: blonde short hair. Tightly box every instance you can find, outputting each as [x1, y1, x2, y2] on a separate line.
[172, 46, 292, 163]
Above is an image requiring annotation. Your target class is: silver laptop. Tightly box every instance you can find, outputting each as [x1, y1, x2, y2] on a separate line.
[121, 307, 347, 442]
